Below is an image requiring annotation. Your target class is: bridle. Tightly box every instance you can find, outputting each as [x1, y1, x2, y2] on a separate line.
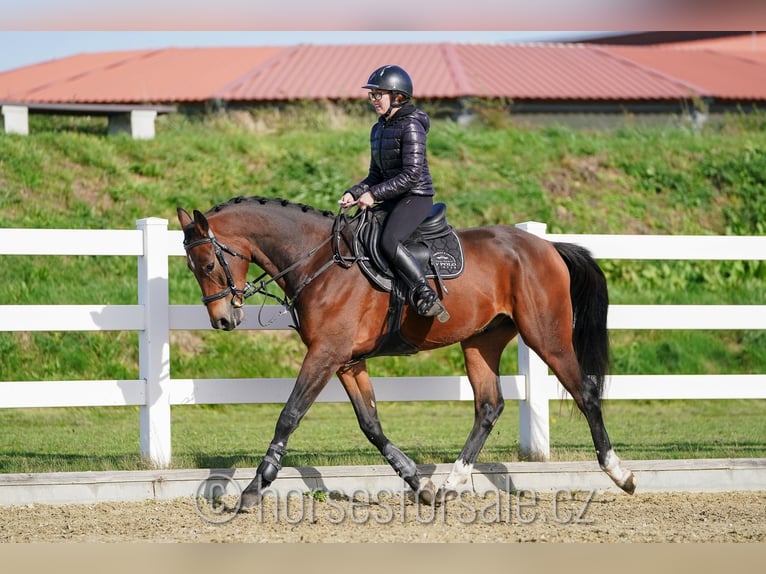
[183, 227, 251, 306]
[183, 211, 359, 329]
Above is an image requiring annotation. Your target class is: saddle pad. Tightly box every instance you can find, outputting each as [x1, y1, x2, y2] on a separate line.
[427, 231, 464, 277]
[356, 230, 465, 292]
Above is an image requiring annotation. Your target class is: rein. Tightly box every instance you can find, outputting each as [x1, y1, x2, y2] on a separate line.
[184, 210, 359, 330]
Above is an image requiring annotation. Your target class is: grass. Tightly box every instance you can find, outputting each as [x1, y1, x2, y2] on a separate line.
[1, 399, 764, 473]
[1, 105, 765, 473]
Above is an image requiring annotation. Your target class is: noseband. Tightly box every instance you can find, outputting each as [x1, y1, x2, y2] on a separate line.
[183, 229, 251, 306]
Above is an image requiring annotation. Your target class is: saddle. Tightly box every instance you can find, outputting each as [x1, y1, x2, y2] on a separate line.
[345, 203, 465, 362]
[353, 202, 465, 293]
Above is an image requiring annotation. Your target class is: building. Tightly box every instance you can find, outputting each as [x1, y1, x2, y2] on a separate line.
[2, 33, 765, 137]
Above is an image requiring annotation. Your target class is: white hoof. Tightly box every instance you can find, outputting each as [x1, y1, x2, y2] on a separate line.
[601, 450, 637, 494]
[442, 459, 474, 493]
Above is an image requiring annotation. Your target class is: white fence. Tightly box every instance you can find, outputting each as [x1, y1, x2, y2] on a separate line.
[1, 218, 765, 466]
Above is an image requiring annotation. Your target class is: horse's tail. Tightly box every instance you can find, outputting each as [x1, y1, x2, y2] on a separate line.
[553, 242, 611, 399]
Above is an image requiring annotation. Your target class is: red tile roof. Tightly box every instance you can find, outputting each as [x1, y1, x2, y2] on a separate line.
[216, 44, 468, 101]
[0, 47, 284, 103]
[2, 37, 766, 106]
[604, 45, 766, 100]
[454, 44, 696, 100]
[661, 33, 766, 52]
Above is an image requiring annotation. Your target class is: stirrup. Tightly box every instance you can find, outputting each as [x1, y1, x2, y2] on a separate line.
[412, 285, 450, 323]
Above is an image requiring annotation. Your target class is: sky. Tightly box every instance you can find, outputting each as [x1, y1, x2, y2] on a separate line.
[0, 31, 609, 74]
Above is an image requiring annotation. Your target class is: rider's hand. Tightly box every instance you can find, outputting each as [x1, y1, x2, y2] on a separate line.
[357, 191, 375, 210]
[339, 192, 356, 209]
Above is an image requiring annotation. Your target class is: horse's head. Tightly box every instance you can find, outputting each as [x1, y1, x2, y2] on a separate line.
[177, 207, 249, 331]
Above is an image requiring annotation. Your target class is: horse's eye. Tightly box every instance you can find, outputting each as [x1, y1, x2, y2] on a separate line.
[205, 262, 215, 273]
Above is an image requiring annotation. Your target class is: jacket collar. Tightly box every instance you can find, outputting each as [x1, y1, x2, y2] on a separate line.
[380, 103, 417, 124]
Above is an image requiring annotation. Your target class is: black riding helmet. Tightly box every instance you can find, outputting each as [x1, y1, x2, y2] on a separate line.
[363, 65, 413, 100]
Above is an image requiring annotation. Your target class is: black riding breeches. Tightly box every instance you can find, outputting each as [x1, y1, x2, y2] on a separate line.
[378, 195, 434, 262]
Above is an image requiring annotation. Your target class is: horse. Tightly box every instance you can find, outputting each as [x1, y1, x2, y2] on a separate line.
[177, 196, 636, 509]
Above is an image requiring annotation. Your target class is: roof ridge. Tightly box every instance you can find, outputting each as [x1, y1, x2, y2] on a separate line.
[592, 45, 712, 98]
[440, 43, 473, 96]
[701, 47, 766, 67]
[211, 45, 301, 99]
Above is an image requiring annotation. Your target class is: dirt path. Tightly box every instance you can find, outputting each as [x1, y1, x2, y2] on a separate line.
[1, 490, 764, 543]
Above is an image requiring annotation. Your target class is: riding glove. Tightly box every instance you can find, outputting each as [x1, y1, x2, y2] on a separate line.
[343, 183, 369, 200]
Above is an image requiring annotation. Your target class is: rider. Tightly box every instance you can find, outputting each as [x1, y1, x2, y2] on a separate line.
[340, 64, 449, 322]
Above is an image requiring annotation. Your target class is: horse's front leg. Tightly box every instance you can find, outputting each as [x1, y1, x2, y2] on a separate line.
[337, 362, 438, 504]
[436, 329, 514, 501]
[239, 349, 336, 510]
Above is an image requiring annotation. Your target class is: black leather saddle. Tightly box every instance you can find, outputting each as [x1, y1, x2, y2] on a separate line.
[353, 202, 465, 292]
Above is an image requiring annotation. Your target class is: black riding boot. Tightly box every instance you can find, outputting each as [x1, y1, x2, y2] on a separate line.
[392, 244, 450, 322]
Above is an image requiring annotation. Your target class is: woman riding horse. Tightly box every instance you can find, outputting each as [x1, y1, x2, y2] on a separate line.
[340, 64, 449, 322]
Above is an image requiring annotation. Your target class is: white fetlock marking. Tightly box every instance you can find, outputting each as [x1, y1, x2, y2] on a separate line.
[601, 449, 632, 486]
[442, 459, 474, 491]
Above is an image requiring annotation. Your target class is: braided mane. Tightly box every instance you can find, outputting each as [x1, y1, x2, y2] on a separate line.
[211, 196, 335, 218]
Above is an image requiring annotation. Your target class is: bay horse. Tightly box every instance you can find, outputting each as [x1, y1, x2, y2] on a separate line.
[177, 196, 636, 509]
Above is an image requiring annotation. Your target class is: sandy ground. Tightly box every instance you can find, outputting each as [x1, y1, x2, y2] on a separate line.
[1, 490, 764, 543]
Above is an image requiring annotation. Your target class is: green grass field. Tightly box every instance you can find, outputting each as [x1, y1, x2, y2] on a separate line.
[1, 399, 764, 473]
[1, 106, 764, 473]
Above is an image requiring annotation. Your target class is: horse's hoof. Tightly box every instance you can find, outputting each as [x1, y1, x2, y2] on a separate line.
[435, 488, 459, 503]
[601, 451, 636, 495]
[417, 479, 438, 505]
[238, 490, 262, 511]
[621, 473, 637, 495]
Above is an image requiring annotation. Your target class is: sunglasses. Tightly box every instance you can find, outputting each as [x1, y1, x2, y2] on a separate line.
[368, 91, 390, 101]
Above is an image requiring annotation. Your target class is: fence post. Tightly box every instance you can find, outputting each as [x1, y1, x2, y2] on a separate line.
[136, 217, 172, 467]
[515, 221, 551, 461]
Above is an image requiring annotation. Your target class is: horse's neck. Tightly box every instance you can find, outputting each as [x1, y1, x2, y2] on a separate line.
[240, 206, 332, 284]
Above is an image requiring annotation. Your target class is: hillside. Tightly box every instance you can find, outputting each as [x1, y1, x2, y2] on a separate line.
[0, 106, 764, 383]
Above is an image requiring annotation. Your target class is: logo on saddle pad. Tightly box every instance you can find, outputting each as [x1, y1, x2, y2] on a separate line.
[432, 251, 460, 273]
[354, 203, 465, 293]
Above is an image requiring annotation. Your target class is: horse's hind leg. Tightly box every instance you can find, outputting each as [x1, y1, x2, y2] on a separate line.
[437, 322, 516, 501]
[579, 375, 636, 493]
[337, 361, 438, 503]
[550, 355, 635, 493]
[516, 304, 636, 494]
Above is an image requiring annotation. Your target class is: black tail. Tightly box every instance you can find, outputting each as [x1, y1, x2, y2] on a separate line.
[553, 242, 611, 399]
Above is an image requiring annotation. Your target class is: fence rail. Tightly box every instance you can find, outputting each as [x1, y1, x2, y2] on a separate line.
[1, 219, 765, 466]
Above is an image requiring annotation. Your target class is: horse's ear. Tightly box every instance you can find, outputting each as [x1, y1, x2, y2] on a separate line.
[177, 207, 192, 228]
[193, 209, 211, 235]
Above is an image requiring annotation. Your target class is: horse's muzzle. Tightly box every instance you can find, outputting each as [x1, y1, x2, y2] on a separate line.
[210, 306, 244, 331]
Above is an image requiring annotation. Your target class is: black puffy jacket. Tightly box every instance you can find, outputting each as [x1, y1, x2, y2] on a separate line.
[358, 104, 434, 202]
